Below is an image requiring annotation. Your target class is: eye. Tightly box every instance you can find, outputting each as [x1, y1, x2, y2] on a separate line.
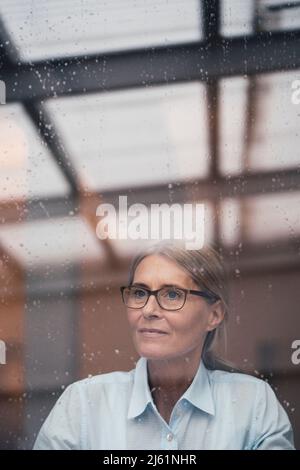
[168, 290, 179, 299]
[162, 288, 183, 300]
[132, 288, 147, 298]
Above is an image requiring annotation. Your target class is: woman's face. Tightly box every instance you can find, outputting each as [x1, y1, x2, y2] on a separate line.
[126, 254, 224, 361]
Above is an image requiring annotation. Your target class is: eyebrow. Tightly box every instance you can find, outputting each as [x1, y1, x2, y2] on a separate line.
[131, 282, 188, 290]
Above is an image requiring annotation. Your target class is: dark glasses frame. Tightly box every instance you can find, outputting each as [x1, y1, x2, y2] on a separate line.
[120, 285, 220, 311]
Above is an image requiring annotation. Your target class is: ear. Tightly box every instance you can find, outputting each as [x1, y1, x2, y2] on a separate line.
[206, 300, 225, 332]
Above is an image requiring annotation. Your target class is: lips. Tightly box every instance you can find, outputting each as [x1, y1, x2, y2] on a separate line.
[139, 328, 168, 334]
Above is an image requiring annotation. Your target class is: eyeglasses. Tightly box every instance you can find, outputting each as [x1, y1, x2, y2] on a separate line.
[120, 285, 220, 311]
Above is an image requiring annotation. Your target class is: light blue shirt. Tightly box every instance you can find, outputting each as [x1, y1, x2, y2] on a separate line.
[34, 356, 295, 450]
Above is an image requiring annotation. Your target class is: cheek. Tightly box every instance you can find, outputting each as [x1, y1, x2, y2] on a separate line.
[178, 305, 210, 335]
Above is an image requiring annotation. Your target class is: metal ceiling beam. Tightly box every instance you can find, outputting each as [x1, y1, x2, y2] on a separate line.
[202, 0, 222, 245]
[23, 101, 81, 196]
[0, 14, 135, 268]
[23, 104, 124, 267]
[206, 80, 222, 245]
[0, 15, 80, 197]
[23, 105, 124, 266]
[202, 0, 220, 40]
[0, 15, 18, 70]
[2, 30, 300, 104]
[0, 14, 122, 268]
[1, 167, 299, 224]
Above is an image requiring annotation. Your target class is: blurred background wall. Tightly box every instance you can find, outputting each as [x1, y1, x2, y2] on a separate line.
[0, 0, 300, 449]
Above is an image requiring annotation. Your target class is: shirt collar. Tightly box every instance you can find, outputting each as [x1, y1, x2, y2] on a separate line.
[127, 356, 215, 420]
[127, 356, 154, 420]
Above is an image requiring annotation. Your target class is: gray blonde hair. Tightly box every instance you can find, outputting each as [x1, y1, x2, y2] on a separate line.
[127, 240, 237, 372]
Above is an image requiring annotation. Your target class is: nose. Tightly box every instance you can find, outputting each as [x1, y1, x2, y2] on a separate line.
[141, 292, 162, 317]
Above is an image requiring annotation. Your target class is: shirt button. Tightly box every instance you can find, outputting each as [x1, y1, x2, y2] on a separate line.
[166, 433, 173, 442]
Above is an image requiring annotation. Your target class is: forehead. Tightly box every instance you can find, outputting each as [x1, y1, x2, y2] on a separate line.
[132, 254, 195, 288]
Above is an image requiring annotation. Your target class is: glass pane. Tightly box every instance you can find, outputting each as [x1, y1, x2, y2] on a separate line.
[220, 198, 241, 246]
[0, 104, 69, 202]
[221, 0, 254, 37]
[0, 0, 202, 62]
[219, 76, 248, 175]
[258, 0, 300, 32]
[0, 216, 104, 267]
[221, 0, 300, 37]
[220, 71, 300, 175]
[247, 71, 300, 172]
[46, 82, 210, 191]
[243, 192, 300, 243]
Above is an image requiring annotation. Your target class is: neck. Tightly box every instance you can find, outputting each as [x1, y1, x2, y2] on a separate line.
[147, 346, 202, 397]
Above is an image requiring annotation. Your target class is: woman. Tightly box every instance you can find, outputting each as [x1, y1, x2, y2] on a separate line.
[34, 241, 295, 449]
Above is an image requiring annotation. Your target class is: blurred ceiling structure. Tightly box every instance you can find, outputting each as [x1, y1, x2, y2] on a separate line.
[0, 0, 299, 280]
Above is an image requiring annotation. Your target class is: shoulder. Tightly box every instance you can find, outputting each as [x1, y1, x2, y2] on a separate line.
[34, 368, 136, 449]
[77, 368, 135, 386]
[207, 368, 274, 403]
[208, 368, 266, 387]
[63, 368, 135, 399]
[206, 369, 294, 449]
[207, 368, 292, 430]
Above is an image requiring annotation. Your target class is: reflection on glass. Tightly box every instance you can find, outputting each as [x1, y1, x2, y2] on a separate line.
[221, 0, 300, 36]
[220, 198, 241, 246]
[0, 216, 104, 267]
[0, 0, 202, 62]
[46, 83, 210, 191]
[243, 192, 300, 243]
[220, 71, 300, 175]
[0, 104, 69, 201]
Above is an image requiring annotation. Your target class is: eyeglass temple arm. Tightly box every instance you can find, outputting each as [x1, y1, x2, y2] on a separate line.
[189, 289, 220, 301]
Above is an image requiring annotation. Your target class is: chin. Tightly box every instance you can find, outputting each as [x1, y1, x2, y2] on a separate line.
[136, 345, 178, 361]
[135, 344, 165, 358]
